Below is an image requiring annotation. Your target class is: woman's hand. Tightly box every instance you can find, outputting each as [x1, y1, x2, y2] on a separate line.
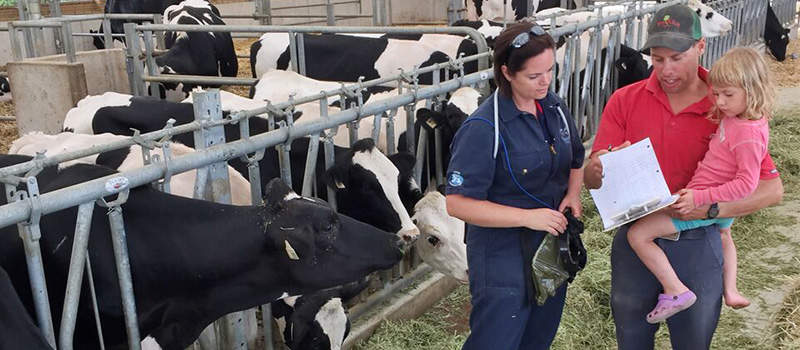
[558, 192, 582, 218]
[672, 189, 696, 215]
[523, 208, 567, 236]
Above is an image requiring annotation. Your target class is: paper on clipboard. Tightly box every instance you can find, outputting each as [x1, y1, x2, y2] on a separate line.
[589, 138, 678, 231]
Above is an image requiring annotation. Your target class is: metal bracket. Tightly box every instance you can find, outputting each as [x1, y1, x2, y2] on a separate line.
[24, 176, 43, 239]
[96, 189, 131, 211]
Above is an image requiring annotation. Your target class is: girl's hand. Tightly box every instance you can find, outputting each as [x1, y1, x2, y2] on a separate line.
[558, 192, 582, 218]
[672, 189, 696, 215]
[524, 208, 567, 236]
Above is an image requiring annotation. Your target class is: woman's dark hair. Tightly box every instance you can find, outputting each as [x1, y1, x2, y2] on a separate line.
[493, 22, 556, 97]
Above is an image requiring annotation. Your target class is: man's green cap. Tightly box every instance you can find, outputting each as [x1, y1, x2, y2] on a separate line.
[641, 4, 703, 55]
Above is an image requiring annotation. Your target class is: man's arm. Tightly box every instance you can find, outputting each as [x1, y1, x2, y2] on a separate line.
[671, 177, 784, 220]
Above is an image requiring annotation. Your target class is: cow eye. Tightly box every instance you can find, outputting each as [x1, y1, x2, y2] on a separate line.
[323, 223, 335, 233]
[427, 235, 440, 246]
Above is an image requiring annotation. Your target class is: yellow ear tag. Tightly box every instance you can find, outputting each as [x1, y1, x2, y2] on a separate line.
[334, 179, 345, 189]
[284, 240, 300, 260]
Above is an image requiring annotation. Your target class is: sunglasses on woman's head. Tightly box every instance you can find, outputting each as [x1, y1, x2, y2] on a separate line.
[510, 25, 547, 49]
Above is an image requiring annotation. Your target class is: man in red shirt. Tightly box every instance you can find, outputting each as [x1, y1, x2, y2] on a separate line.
[584, 4, 783, 350]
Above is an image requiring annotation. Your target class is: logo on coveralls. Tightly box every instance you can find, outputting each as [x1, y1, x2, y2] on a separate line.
[449, 171, 464, 187]
[657, 15, 681, 29]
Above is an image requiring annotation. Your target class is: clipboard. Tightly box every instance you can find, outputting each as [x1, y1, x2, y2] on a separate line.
[589, 138, 678, 232]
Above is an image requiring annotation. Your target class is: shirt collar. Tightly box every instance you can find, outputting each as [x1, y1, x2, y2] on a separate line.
[497, 91, 558, 122]
[645, 66, 713, 116]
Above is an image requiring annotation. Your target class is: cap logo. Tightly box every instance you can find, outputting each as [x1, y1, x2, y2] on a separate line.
[657, 15, 680, 29]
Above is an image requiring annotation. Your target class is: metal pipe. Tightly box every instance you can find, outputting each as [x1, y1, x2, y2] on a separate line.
[0, 69, 492, 229]
[347, 264, 432, 321]
[301, 133, 320, 197]
[123, 23, 144, 96]
[84, 256, 106, 350]
[104, 200, 142, 350]
[61, 20, 76, 63]
[58, 202, 95, 350]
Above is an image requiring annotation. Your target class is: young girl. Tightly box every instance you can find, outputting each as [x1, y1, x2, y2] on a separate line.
[627, 47, 776, 324]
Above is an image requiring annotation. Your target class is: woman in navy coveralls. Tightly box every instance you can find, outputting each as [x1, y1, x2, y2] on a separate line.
[445, 22, 585, 350]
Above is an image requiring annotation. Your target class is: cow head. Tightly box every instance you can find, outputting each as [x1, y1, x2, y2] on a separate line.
[412, 191, 468, 284]
[766, 5, 790, 62]
[615, 44, 652, 88]
[0, 77, 11, 103]
[261, 178, 403, 290]
[688, 0, 733, 38]
[322, 138, 421, 242]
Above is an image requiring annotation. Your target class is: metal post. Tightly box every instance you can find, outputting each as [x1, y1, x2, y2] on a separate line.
[60, 21, 76, 63]
[123, 23, 145, 96]
[372, 0, 378, 26]
[84, 256, 106, 350]
[301, 133, 321, 197]
[59, 202, 95, 350]
[153, 14, 166, 50]
[288, 31, 299, 73]
[48, 0, 64, 54]
[6, 180, 57, 349]
[17, 0, 34, 57]
[255, 0, 272, 25]
[326, 0, 336, 26]
[102, 19, 113, 50]
[99, 193, 142, 350]
[142, 30, 161, 97]
[297, 33, 307, 76]
[8, 24, 24, 61]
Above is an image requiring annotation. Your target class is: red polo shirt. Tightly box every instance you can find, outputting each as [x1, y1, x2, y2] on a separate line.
[592, 67, 779, 193]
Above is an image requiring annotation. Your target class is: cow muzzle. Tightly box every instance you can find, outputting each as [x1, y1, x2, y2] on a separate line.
[398, 227, 420, 243]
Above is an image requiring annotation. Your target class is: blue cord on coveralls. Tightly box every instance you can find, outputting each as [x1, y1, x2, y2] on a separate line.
[462, 117, 554, 210]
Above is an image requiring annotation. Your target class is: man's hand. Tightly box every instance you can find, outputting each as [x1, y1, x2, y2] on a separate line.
[584, 141, 631, 189]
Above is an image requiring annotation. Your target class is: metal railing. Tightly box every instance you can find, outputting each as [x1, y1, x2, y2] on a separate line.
[772, 0, 800, 27]
[250, 0, 388, 26]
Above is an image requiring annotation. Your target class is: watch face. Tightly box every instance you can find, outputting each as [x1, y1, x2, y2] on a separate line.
[708, 204, 719, 219]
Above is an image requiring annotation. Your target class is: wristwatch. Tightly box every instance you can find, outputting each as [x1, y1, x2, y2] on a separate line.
[706, 203, 719, 220]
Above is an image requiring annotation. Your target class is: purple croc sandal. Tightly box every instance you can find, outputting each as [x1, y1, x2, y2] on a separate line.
[646, 291, 697, 324]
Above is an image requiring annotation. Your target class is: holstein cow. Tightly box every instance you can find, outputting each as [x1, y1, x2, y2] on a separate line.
[272, 279, 369, 350]
[412, 190, 469, 284]
[765, 4, 790, 61]
[64, 98, 421, 241]
[451, 19, 503, 48]
[0, 154, 404, 350]
[91, 0, 183, 49]
[0, 265, 54, 350]
[153, 0, 238, 101]
[0, 76, 10, 103]
[9, 132, 253, 206]
[250, 33, 472, 86]
[465, 0, 578, 21]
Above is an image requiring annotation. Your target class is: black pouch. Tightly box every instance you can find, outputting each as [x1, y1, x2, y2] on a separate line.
[522, 208, 587, 306]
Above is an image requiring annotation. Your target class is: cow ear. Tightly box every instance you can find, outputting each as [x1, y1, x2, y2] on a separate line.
[388, 152, 417, 173]
[417, 108, 448, 132]
[322, 163, 349, 192]
[248, 79, 259, 99]
[263, 178, 294, 212]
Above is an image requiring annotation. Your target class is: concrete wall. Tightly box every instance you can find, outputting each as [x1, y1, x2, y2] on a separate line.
[0, 18, 103, 68]
[7, 60, 87, 134]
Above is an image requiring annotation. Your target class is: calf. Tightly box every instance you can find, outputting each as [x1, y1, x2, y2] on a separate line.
[0, 265, 53, 350]
[272, 279, 369, 350]
[250, 33, 468, 86]
[0, 76, 10, 103]
[765, 4, 790, 61]
[0, 154, 404, 350]
[9, 132, 252, 206]
[412, 191, 469, 284]
[153, 0, 238, 101]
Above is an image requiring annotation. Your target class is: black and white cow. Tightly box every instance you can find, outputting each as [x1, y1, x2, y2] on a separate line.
[91, 0, 183, 49]
[0, 154, 404, 350]
[0, 265, 54, 350]
[451, 19, 504, 48]
[63, 96, 421, 241]
[765, 4, 790, 62]
[10, 132, 253, 206]
[250, 33, 473, 86]
[465, 0, 578, 21]
[272, 279, 369, 350]
[153, 0, 238, 101]
[412, 190, 469, 284]
[0, 76, 11, 103]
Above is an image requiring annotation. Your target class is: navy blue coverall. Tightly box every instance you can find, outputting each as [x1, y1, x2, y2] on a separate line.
[445, 90, 585, 350]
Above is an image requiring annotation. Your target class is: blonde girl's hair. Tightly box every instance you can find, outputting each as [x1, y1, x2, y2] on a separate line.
[707, 47, 776, 121]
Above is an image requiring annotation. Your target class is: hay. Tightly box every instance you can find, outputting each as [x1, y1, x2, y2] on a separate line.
[0, 120, 18, 154]
[775, 275, 800, 350]
[767, 39, 800, 88]
[220, 37, 258, 98]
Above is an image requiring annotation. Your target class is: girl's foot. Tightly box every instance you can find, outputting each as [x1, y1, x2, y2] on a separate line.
[724, 290, 751, 309]
[646, 291, 697, 324]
